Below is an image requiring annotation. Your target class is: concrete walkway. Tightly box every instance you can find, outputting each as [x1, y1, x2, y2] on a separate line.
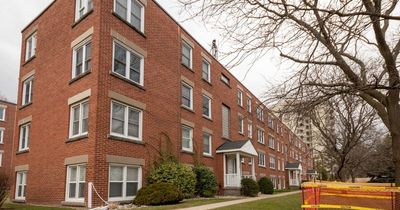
[177, 191, 301, 210]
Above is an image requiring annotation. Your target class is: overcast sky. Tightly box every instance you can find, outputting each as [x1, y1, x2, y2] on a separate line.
[0, 0, 282, 103]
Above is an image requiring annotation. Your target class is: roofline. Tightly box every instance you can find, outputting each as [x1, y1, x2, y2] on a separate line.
[21, 0, 56, 33]
[0, 99, 17, 105]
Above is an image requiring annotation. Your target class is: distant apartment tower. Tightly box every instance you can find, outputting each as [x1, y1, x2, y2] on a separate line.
[12, 0, 313, 207]
[0, 100, 16, 176]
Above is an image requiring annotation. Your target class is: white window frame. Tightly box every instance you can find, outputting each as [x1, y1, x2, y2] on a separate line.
[237, 90, 243, 107]
[109, 165, 142, 201]
[247, 97, 251, 113]
[181, 82, 193, 110]
[19, 123, 30, 151]
[22, 77, 33, 106]
[182, 125, 193, 152]
[257, 129, 264, 144]
[202, 95, 212, 119]
[282, 162, 285, 171]
[258, 152, 265, 167]
[248, 121, 252, 139]
[268, 116, 274, 128]
[65, 164, 86, 202]
[25, 32, 37, 61]
[112, 40, 145, 86]
[269, 135, 275, 149]
[202, 59, 211, 82]
[75, 0, 93, 21]
[0, 107, 4, 121]
[269, 155, 276, 169]
[238, 114, 244, 134]
[181, 41, 193, 69]
[277, 141, 280, 152]
[69, 100, 89, 138]
[0, 152, 3, 167]
[0, 128, 4, 144]
[203, 132, 212, 156]
[15, 171, 27, 200]
[221, 74, 230, 85]
[110, 101, 143, 141]
[113, 0, 145, 32]
[256, 107, 263, 121]
[277, 158, 281, 170]
[72, 38, 92, 79]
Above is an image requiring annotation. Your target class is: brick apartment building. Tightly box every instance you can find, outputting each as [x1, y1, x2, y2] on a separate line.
[0, 100, 16, 177]
[12, 0, 313, 207]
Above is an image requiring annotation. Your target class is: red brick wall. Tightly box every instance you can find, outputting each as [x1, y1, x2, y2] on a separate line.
[0, 100, 16, 177]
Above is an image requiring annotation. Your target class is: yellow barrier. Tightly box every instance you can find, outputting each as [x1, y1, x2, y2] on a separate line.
[301, 204, 384, 210]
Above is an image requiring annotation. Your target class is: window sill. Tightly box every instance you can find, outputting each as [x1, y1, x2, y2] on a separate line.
[112, 12, 146, 38]
[108, 134, 145, 145]
[269, 147, 275, 150]
[202, 78, 212, 86]
[181, 63, 194, 72]
[110, 72, 146, 91]
[22, 56, 36, 66]
[16, 150, 29, 155]
[238, 132, 244, 136]
[61, 201, 85, 207]
[181, 149, 194, 155]
[71, 9, 94, 28]
[12, 199, 26, 203]
[202, 115, 212, 122]
[66, 134, 88, 143]
[19, 102, 32, 110]
[181, 105, 195, 113]
[69, 71, 91, 85]
[203, 154, 213, 158]
[258, 141, 265, 145]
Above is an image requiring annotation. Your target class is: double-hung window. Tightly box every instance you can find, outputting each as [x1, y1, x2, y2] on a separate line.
[72, 40, 92, 78]
[66, 165, 86, 202]
[256, 107, 263, 121]
[222, 105, 230, 138]
[69, 100, 89, 138]
[0, 128, 3, 144]
[22, 77, 33, 106]
[0, 107, 4, 121]
[277, 158, 281, 170]
[19, 124, 30, 151]
[257, 129, 264, 144]
[277, 142, 280, 152]
[109, 165, 141, 201]
[182, 125, 193, 152]
[15, 171, 27, 200]
[114, 0, 145, 32]
[25, 33, 37, 61]
[182, 41, 192, 69]
[248, 121, 252, 139]
[246, 97, 251, 113]
[269, 155, 276, 169]
[202, 60, 211, 82]
[258, 152, 265, 167]
[202, 95, 211, 118]
[237, 90, 243, 107]
[113, 41, 144, 86]
[269, 135, 275, 149]
[268, 116, 274, 128]
[75, 0, 93, 21]
[181, 83, 193, 110]
[203, 132, 212, 156]
[110, 101, 142, 141]
[238, 114, 244, 134]
[221, 74, 230, 86]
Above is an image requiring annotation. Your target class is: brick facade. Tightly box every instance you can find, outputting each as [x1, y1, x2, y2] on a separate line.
[12, 0, 313, 207]
[0, 100, 16, 177]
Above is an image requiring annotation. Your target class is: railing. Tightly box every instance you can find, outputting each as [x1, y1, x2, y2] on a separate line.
[242, 175, 256, 180]
[290, 179, 299, 186]
[225, 174, 241, 187]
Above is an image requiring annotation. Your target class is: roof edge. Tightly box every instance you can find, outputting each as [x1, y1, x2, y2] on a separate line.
[21, 0, 56, 33]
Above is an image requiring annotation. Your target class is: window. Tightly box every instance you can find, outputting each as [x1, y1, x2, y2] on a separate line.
[237, 90, 243, 107]
[277, 142, 280, 152]
[109, 165, 141, 201]
[69, 100, 89, 138]
[282, 162, 285, 171]
[202, 59, 211, 82]
[182, 126, 193, 152]
[15, 171, 27, 200]
[114, 0, 144, 32]
[269, 135, 274, 149]
[19, 124, 30, 151]
[269, 155, 276, 169]
[246, 97, 251, 113]
[202, 95, 211, 118]
[75, 0, 93, 21]
[249, 158, 253, 165]
[258, 152, 265, 167]
[238, 114, 244, 134]
[222, 105, 230, 138]
[25, 32, 37, 61]
[0, 108, 4, 121]
[0, 128, 3, 144]
[277, 158, 281, 170]
[257, 129, 264, 144]
[256, 107, 264, 121]
[248, 121, 253, 139]
[181, 83, 193, 110]
[72, 40, 92, 78]
[268, 116, 274, 128]
[270, 176, 276, 189]
[182, 41, 192, 69]
[110, 101, 143, 141]
[113, 41, 144, 85]
[221, 74, 230, 85]
[203, 133, 212, 156]
[22, 77, 33, 106]
[66, 165, 86, 202]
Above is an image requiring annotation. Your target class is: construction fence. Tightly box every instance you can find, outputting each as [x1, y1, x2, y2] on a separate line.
[301, 181, 399, 210]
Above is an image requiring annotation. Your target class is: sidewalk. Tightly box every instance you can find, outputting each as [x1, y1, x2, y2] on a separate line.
[176, 191, 301, 210]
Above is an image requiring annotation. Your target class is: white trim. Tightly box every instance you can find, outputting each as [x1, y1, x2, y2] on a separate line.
[181, 125, 193, 152]
[18, 123, 30, 151]
[238, 114, 244, 134]
[108, 164, 142, 202]
[69, 100, 89, 138]
[15, 171, 27, 200]
[202, 94, 212, 119]
[0, 128, 4, 144]
[22, 76, 33, 106]
[202, 59, 211, 82]
[110, 101, 143, 141]
[0, 108, 4, 121]
[203, 132, 212, 156]
[25, 32, 37, 61]
[113, 0, 145, 32]
[75, 0, 92, 21]
[181, 40, 193, 69]
[65, 164, 86, 203]
[248, 121, 253, 139]
[258, 151, 265, 167]
[237, 90, 243, 107]
[72, 38, 92, 79]
[181, 82, 193, 110]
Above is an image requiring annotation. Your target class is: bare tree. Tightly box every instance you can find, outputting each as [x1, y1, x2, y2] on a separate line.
[179, 0, 400, 185]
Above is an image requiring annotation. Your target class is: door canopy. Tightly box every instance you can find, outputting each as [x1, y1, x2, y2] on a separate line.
[216, 140, 258, 156]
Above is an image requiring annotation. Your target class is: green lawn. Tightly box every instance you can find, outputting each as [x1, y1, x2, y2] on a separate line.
[139, 198, 237, 210]
[3, 203, 71, 210]
[215, 193, 301, 210]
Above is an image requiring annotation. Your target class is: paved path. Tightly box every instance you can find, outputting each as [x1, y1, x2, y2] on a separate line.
[177, 191, 301, 210]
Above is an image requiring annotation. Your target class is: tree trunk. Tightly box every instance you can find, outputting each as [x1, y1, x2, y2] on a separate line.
[393, 132, 400, 186]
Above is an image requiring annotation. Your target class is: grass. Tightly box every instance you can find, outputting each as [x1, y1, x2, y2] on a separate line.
[2, 203, 71, 210]
[215, 193, 301, 210]
[273, 189, 300, 194]
[139, 198, 237, 210]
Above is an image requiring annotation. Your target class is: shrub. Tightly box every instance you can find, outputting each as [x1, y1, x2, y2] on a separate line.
[147, 161, 196, 198]
[258, 177, 274, 194]
[0, 172, 9, 208]
[241, 178, 259, 197]
[133, 183, 183, 206]
[193, 165, 218, 197]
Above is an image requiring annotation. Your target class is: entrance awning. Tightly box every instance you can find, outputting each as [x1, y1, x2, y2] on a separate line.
[285, 162, 302, 171]
[216, 140, 258, 156]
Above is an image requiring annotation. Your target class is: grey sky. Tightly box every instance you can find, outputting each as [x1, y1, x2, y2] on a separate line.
[0, 0, 282, 103]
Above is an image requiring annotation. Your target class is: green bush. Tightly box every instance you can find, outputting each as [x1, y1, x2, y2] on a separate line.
[0, 172, 9, 207]
[193, 165, 218, 197]
[147, 161, 196, 198]
[241, 178, 259, 197]
[258, 177, 274, 194]
[133, 183, 183, 206]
